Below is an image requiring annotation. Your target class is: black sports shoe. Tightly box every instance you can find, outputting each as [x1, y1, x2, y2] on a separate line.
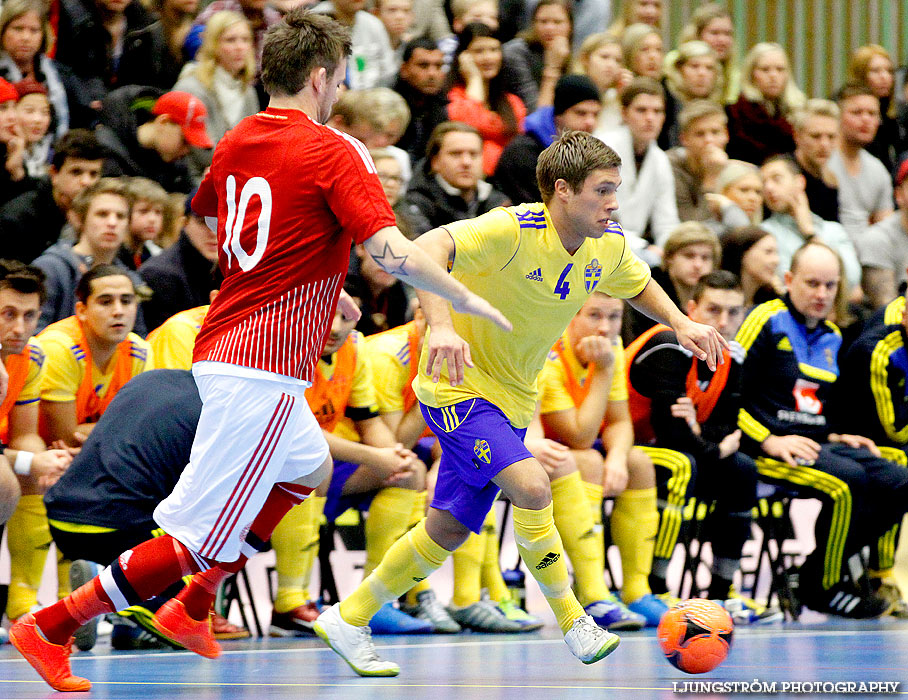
[800, 579, 892, 619]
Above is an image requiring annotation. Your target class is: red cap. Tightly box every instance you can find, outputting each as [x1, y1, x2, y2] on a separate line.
[152, 91, 213, 149]
[897, 158, 908, 187]
[14, 77, 48, 99]
[0, 78, 18, 104]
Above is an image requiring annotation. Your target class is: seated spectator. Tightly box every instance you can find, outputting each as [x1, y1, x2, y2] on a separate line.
[192, 0, 280, 74]
[501, 0, 572, 113]
[607, 0, 661, 38]
[438, 0, 499, 65]
[533, 291, 667, 628]
[621, 23, 663, 81]
[760, 154, 861, 292]
[0, 129, 104, 264]
[792, 98, 841, 223]
[138, 190, 218, 332]
[735, 241, 906, 618]
[596, 77, 678, 250]
[312, 0, 396, 90]
[14, 78, 51, 178]
[726, 42, 805, 165]
[495, 74, 601, 206]
[96, 87, 212, 193]
[38, 264, 152, 445]
[667, 100, 729, 222]
[0, 0, 70, 138]
[0, 260, 75, 625]
[0, 77, 33, 206]
[848, 44, 902, 174]
[370, 147, 419, 240]
[447, 22, 526, 176]
[33, 178, 147, 333]
[705, 159, 762, 235]
[623, 222, 719, 343]
[329, 87, 411, 183]
[118, 0, 200, 90]
[626, 270, 780, 622]
[372, 0, 414, 63]
[826, 83, 894, 245]
[574, 32, 631, 134]
[674, 2, 739, 104]
[43, 370, 248, 650]
[860, 159, 908, 309]
[55, 0, 153, 121]
[720, 225, 783, 308]
[173, 11, 259, 179]
[403, 121, 508, 235]
[659, 40, 721, 149]
[393, 38, 448, 165]
[120, 177, 174, 270]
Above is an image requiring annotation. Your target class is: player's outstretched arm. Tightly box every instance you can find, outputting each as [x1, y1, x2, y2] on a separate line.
[627, 279, 728, 371]
[364, 226, 511, 332]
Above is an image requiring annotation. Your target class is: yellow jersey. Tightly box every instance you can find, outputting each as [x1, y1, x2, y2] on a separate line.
[366, 322, 420, 415]
[538, 332, 627, 417]
[40, 322, 152, 419]
[413, 204, 650, 428]
[147, 306, 209, 370]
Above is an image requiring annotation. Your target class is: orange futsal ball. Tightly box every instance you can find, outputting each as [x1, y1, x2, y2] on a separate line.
[657, 599, 734, 674]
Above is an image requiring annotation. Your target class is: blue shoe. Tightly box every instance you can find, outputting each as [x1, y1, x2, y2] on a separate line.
[368, 602, 434, 635]
[584, 595, 645, 631]
[626, 593, 670, 627]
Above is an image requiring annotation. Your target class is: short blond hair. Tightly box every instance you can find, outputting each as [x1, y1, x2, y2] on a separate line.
[332, 87, 411, 136]
[791, 98, 840, 133]
[678, 99, 726, 133]
[663, 40, 720, 102]
[663, 221, 721, 266]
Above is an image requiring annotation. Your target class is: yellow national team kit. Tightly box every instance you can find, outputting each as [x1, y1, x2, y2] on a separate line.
[413, 203, 651, 428]
[147, 305, 209, 370]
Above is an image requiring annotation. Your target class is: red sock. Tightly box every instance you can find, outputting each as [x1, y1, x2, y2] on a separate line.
[178, 483, 313, 620]
[34, 535, 202, 645]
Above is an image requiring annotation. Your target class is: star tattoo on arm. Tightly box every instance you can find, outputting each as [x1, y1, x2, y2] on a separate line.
[371, 242, 409, 276]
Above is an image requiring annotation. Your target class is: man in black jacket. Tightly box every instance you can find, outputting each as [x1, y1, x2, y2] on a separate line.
[403, 122, 508, 235]
[139, 192, 219, 332]
[0, 130, 105, 263]
[393, 38, 448, 165]
[96, 87, 211, 193]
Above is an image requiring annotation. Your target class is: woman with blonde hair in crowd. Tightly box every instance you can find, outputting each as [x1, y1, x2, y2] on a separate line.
[0, 0, 69, 138]
[574, 32, 631, 133]
[173, 10, 259, 178]
[607, 0, 662, 38]
[719, 225, 783, 308]
[726, 42, 806, 165]
[674, 2, 739, 103]
[659, 40, 720, 148]
[848, 44, 903, 173]
[705, 160, 763, 236]
[501, 0, 573, 112]
[621, 23, 663, 81]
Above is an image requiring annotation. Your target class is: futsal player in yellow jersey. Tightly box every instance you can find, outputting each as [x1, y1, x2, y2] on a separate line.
[533, 291, 667, 628]
[146, 305, 209, 370]
[316, 131, 726, 676]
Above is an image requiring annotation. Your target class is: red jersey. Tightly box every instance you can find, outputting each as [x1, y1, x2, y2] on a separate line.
[191, 108, 396, 382]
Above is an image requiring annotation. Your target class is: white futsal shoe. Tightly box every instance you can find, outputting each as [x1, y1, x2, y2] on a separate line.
[313, 605, 400, 677]
[563, 614, 621, 664]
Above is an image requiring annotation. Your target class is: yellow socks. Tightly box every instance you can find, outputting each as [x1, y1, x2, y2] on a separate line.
[364, 487, 420, 578]
[451, 528, 484, 608]
[403, 491, 432, 606]
[271, 495, 324, 613]
[512, 502, 584, 633]
[6, 494, 54, 620]
[551, 472, 609, 606]
[611, 487, 659, 604]
[480, 509, 510, 602]
[339, 518, 450, 627]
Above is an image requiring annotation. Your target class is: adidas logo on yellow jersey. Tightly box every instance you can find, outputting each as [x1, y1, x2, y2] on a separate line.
[525, 268, 544, 281]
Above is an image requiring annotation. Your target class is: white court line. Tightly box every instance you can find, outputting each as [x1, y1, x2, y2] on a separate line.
[2, 626, 908, 665]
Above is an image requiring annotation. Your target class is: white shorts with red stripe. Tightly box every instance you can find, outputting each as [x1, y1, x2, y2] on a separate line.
[153, 368, 328, 563]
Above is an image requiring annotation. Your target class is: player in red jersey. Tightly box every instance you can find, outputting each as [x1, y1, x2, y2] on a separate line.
[9, 10, 508, 692]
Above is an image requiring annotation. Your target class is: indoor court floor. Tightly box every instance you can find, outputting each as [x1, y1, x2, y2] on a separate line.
[2, 618, 907, 699]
